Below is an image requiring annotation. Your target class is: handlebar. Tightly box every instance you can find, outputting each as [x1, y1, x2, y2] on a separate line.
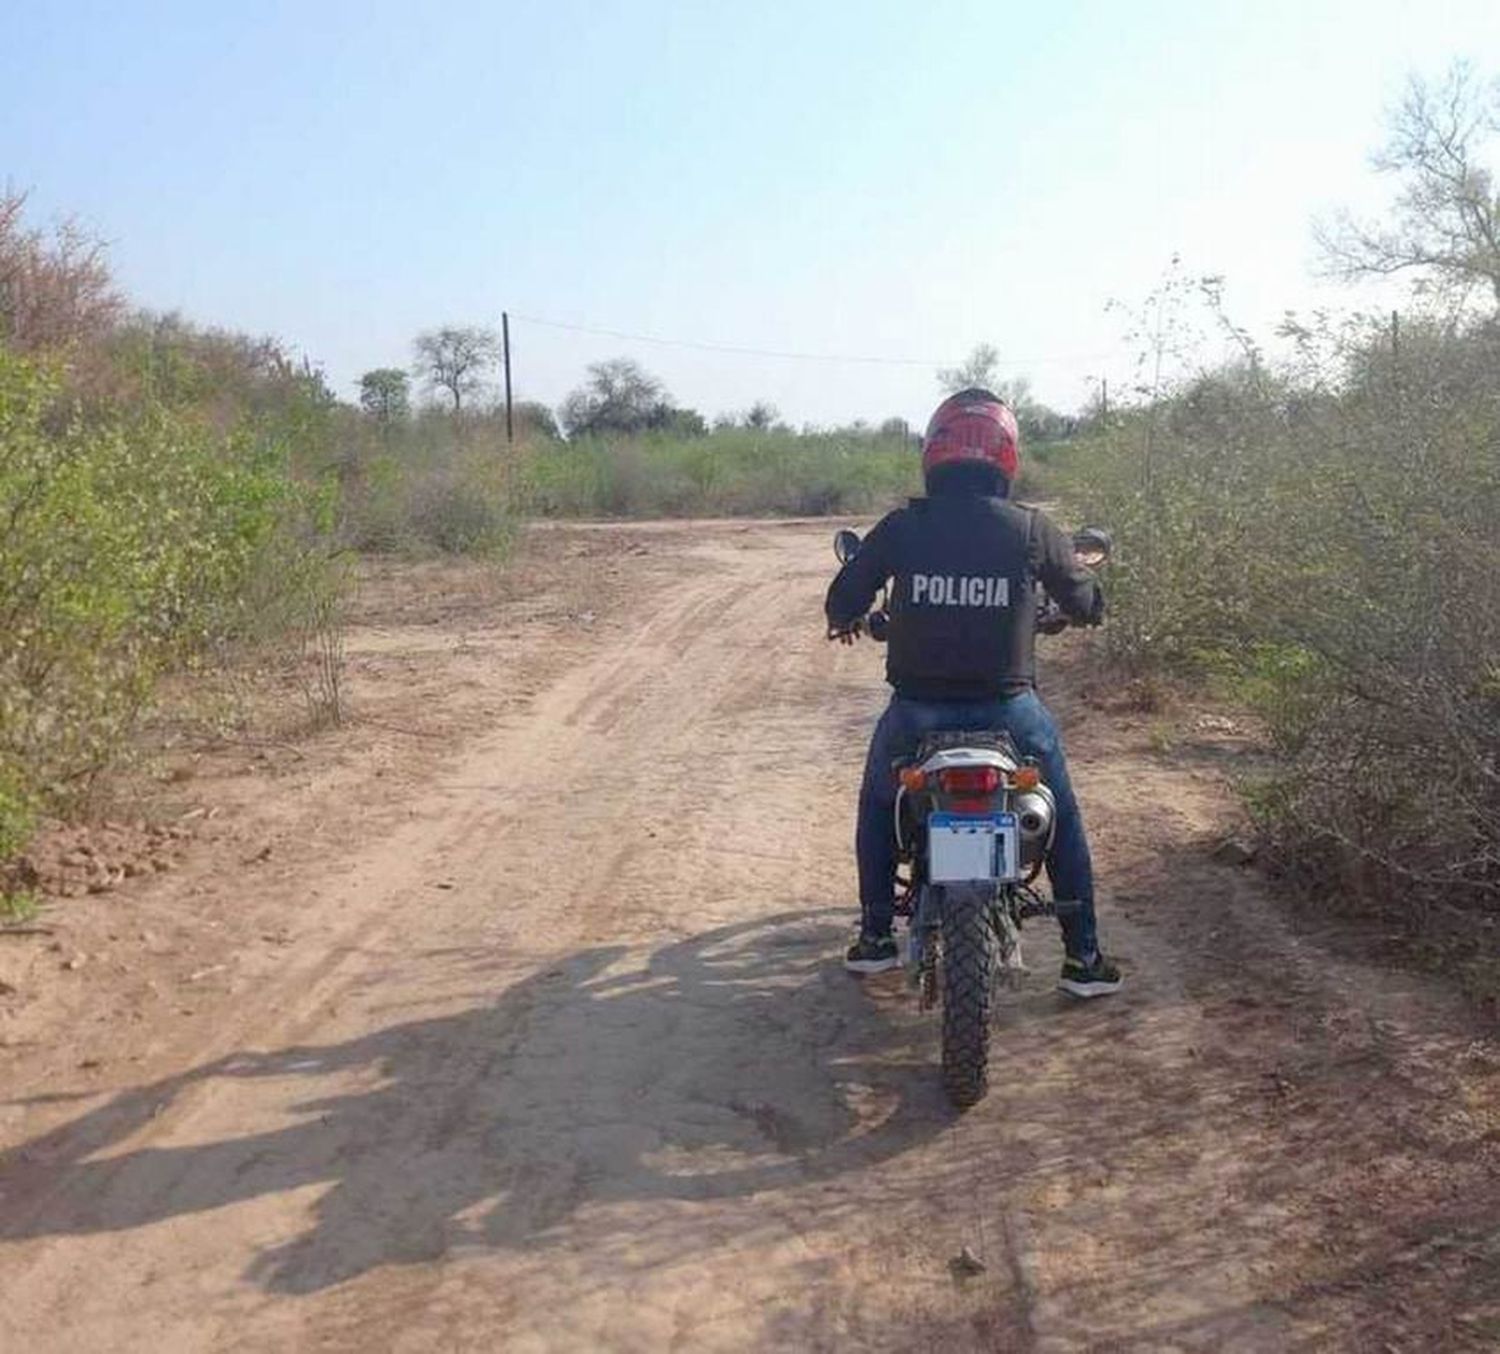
[830, 600, 1084, 644]
[1036, 601, 1072, 636]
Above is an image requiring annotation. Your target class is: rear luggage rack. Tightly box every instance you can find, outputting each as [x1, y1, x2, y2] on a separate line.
[913, 729, 1020, 761]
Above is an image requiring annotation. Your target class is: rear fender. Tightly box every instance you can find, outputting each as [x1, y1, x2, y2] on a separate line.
[908, 880, 995, 972]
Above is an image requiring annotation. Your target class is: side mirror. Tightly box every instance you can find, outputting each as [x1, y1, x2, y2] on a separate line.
[833, 529, 862, 563]
[1072, 526, 1112, 568]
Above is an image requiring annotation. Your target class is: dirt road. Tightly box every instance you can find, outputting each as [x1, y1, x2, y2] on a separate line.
[2, 520, 1497, 1351]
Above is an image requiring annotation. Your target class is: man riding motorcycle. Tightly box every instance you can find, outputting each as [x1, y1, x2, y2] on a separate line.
[825, 387, 1121, 997]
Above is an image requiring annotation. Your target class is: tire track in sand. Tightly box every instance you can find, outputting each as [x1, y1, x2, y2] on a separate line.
[2, 520, 1497, 1353]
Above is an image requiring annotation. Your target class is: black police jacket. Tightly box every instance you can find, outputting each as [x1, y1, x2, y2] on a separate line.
[824, 494, 1102, 700]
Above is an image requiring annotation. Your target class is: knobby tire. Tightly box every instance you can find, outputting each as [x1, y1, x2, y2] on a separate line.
[939, 883, 994, 1109]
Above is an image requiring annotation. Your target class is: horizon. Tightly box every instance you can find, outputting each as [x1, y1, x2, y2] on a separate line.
[5, 1, 1497, 424]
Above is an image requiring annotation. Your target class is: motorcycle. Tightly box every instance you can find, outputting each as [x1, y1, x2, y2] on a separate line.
[829, 525, 1111, 1109]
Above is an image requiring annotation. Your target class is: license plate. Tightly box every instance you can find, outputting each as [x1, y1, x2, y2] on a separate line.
[927, 812, 1021, 883]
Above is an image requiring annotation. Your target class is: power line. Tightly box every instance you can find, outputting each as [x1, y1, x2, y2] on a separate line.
[512, 313, 936, 365]
[509, 312, 1116, 370]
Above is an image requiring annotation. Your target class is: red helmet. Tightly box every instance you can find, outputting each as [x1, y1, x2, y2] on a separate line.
[921, 388, 1019, 483]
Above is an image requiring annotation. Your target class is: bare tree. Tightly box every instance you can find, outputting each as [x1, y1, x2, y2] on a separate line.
[1317, 61, 1500, 308]
[937, 342, 1001, 393]
[0, 191, 122, 352]
[412, 325, 499, 413]
[931, 348, 1067, 442]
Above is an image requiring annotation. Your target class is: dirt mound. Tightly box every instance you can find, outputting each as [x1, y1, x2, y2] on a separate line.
[10, 817, 196, 899]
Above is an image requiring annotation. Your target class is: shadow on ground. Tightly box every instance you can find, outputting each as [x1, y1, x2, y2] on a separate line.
[0, 910, 954, 1294]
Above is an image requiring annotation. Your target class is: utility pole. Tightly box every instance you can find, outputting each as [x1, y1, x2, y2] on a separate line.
[1100, 377, 1108, 421]
[1391, 309, 1400, 362]
[502, 311, 514, 444]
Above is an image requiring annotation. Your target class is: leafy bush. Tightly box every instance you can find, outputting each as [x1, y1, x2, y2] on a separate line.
[0, 350, 341, 843]
[0, 191, 122, 353]
[1062, 313, 1500, 934]
[339, 431, 515, 557]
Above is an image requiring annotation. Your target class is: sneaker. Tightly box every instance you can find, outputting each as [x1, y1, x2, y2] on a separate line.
[1058, 951, 1122, 998]
[845, 934, 901, 974]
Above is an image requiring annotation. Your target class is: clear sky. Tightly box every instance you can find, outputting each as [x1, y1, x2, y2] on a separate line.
[4, 1, 1497, 425]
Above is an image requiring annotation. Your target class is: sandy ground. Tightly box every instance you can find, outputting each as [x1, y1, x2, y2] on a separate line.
[1, 519, 1498, 1352]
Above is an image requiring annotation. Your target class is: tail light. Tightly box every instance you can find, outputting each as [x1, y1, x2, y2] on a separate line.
[938, 766, 1001, 795]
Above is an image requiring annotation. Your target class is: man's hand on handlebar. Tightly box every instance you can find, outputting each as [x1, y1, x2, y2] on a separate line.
[828, 609, 891, 644]
[1036, 603, 1071, 636]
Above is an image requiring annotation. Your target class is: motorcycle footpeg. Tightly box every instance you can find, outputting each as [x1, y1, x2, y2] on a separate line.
[1018, 898, 1058, 921]
[996, 925, 1027, 983]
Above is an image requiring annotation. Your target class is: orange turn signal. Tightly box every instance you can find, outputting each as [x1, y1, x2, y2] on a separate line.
[899, 767, 928, 792]
[1009, 767, 1041, 792]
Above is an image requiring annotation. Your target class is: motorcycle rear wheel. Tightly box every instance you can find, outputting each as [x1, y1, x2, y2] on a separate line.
[939, 883, 995, 1109]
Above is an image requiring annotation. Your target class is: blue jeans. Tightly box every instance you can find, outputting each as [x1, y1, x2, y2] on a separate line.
[856, 691, 1099, 958]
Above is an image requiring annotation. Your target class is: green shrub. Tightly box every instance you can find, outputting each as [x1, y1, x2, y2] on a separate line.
[340, 443, 514, 557]
[0, 350, 342, 850]
[510, 427, 922, 519]
[1059, 314, 1500, 928]
[336, 407, 1059, 532]
[0, 772, 34, 868]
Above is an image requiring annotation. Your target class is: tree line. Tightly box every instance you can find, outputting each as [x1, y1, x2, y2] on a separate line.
[360, 336, 923, 445]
